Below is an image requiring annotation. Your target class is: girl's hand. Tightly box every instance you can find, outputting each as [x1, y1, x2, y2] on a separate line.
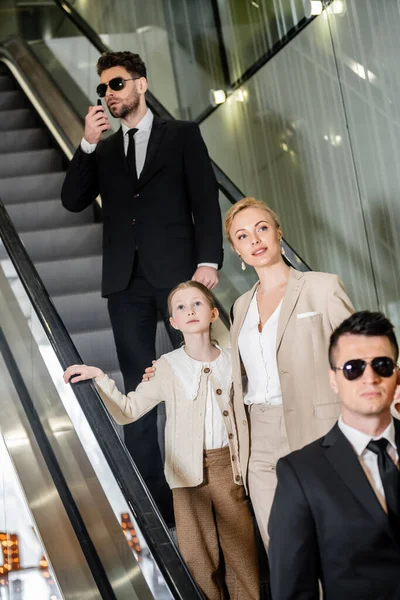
[142, 360, 156, 382]
[64, 364, 105, 384]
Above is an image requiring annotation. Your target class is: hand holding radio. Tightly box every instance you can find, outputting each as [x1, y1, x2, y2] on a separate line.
[83, 100, 110, 144]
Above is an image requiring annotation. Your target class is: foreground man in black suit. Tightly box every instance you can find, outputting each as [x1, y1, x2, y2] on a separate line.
[61, 51, 223, 526]
[268, 311, 400, 600]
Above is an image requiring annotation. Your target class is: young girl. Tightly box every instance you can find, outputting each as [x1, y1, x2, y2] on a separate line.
[64, 281, 259, 600]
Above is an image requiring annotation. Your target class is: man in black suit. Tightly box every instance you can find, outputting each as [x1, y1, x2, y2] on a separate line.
[268, 311, 400, 600]
[61, 51, 223, 526]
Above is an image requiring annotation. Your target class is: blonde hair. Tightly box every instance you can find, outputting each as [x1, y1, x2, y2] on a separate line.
[224, 197, 281, 245]
[167, 281, 218, 346]
[167, 280, 216, 317]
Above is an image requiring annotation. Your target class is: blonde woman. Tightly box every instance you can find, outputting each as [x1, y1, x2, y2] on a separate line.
[225, 197, 354, 548]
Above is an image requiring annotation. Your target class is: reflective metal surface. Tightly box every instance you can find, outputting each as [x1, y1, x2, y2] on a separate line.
[0, 266, 155, 599]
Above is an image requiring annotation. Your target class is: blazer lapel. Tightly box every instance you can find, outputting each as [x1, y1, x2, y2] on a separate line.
[323, 424, 389, 527]
[139, 116, 168, 186]
[276, 268, 305, 351]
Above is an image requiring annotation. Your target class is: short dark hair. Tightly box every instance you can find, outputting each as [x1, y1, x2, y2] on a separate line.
[96, 51, 147, 79]
[329, 311, 399, 368]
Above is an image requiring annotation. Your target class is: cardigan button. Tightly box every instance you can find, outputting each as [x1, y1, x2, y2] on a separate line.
[229, 433, 234, 439]
[216, 388, 222, 395]
[223, 410, 229, 417]
[204, 367, 210, 374]
[232, 455, 236, 461]
[242, 420, 247, 426]
[235, 475, 240, 481]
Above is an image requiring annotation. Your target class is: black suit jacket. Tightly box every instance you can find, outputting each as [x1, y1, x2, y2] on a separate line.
[61, 116, 223, 296]
[268, 420, 400, 600]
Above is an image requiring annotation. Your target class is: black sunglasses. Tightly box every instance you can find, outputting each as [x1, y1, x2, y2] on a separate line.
[96, 76, 141, 98]
[332, 357, 398, 381]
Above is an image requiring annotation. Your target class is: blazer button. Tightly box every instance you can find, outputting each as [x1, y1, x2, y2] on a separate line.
[133, 193, 140, 198]
[204, 367, 210, 374]
[216, 388, 222, 395]
[223, 410, 229, 416]
[131, 218, 136, 225]
[229, 433, 234, 439]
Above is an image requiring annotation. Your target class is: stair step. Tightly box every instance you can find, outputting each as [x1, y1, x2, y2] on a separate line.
[35, 255, 102, 296]
[6, 199, 93, 232]
[0, 75, 17, 92]
[0, 108, 37, 131]
[0, 129, 49, 154]
[0, 223, 102, 262]
[0, 172, 65, 203]
[54, 291, 111, 333]
[0, 90, 26, 110]
[0, 149, 62, 178]
[71, 329, 120, 373]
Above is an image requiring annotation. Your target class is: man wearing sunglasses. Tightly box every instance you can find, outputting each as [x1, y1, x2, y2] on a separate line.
[61, 51, 223, 528]
[268, 311, 400, 600]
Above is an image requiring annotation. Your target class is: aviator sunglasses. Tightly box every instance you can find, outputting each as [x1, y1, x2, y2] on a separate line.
[96, 76, 141, 98]
[332, 357, 398, 381]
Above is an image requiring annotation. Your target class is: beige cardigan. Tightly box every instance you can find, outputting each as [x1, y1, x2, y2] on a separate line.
[231, 268, 354, 491]
[95, 347, 242, 489]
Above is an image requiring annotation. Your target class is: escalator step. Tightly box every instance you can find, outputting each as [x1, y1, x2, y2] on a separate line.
[0, 171, 65, 203]
[53, 291, 111, 333]
[0, 75, 16, 92]
[0, 90, 26, 110]
[71, 328, 120, 373]
[0, 108, 37, 131]
[0, 128, 49, 153]
[35, 255, 102, 296]
[0, 222, 102, 262]
[6, 199, 93, 232]
[0, 149, 62, 178]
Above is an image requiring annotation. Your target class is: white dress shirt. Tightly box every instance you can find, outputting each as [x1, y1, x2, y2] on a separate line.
[238, 293, 283, 405]
[80, 108, 217, 270]
[338, 416, 398, 506]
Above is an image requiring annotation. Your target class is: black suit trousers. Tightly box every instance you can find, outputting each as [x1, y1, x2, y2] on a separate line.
[107, 257, 182, 527]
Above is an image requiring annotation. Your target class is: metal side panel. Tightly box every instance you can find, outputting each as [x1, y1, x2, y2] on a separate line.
[0, 266, 154, 600]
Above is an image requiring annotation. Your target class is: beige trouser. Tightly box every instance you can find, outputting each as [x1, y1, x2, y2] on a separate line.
[248, 404, 290, 550]
[172, 446, 259, 600]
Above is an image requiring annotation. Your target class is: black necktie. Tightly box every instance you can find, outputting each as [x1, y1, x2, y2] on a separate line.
[367, 438, 399, 521]
[127, 128, 138, 183]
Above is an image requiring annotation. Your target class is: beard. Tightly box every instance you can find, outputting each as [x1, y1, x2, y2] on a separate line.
[108, 92, 140, 119]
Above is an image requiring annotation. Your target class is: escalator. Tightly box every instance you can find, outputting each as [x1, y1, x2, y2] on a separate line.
[0, 3, 310, 598]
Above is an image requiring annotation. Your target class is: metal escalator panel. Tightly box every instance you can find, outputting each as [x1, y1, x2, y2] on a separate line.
[0, 204, 203, 599]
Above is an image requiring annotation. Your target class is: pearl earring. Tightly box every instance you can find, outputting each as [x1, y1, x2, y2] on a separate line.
[239, 256, 246, 271]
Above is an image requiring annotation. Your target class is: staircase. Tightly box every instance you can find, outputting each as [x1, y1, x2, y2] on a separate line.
[0, 63, 124, 389]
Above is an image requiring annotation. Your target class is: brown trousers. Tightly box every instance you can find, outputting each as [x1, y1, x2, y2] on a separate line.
[172, 447, 259, 600]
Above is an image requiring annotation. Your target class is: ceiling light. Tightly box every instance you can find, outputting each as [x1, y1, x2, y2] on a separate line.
[303, 0, 323, 18]
[210, 89, 227, 106]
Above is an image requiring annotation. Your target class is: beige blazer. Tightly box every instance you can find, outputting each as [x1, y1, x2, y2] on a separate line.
[230, 268, 354, 489]
[95, 347, 242, 489]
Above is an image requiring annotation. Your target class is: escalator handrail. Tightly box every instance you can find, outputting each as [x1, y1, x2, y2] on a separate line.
[50, 0, 311, 273]
[0, 197, 204, 600]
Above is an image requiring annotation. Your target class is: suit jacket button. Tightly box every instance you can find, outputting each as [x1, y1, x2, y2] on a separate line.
[223, 410, 229, 417]
[216, 388, 222, 395]
[131, 219, 136, 225]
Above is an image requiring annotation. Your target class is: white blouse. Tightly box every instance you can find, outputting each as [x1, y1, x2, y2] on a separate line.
[238, 293, 283, 406]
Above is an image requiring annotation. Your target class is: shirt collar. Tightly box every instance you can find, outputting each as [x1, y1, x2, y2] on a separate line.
[338, 415, 397, 456]
[122, 109, 153, 137]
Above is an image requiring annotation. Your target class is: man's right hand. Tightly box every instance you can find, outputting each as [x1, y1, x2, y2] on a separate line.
[142, 360, 156, 382]
[84, 105, 110, 144]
